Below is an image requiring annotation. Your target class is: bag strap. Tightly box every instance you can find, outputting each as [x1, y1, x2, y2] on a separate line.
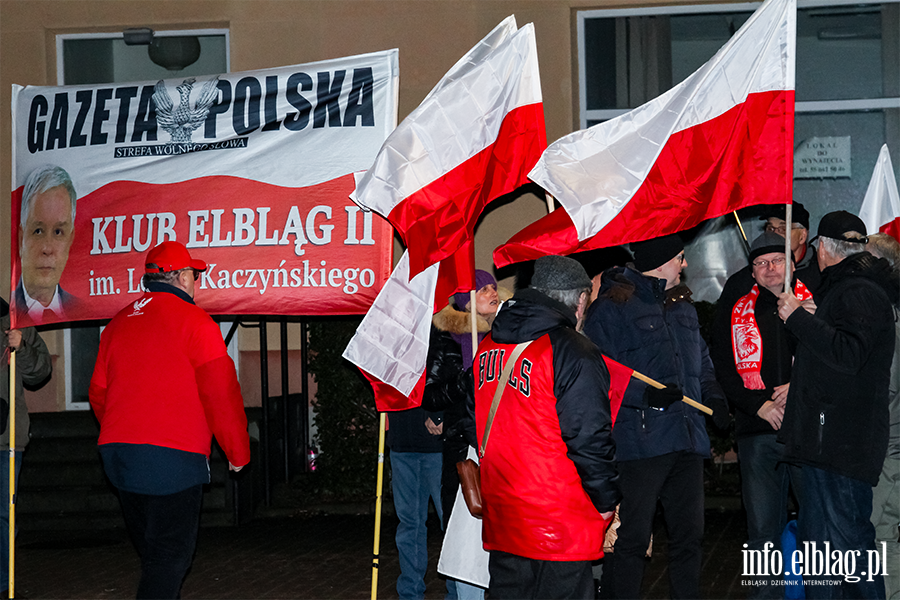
[479, 340, 533, 459]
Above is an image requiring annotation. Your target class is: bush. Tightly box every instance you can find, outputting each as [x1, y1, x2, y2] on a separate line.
[305, 317, 381, 502]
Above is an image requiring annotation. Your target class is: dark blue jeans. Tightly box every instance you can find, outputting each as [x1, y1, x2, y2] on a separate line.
[118, 485, 203, 599]
[738, 435, 803, 599]
[390, 451, 445, 600]
[798, 466, 885, 599]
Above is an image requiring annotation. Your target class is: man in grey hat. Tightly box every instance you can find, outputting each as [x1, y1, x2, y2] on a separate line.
[710, 231, 809, 599]
[761, 202, 817, 286]
[777, 211, 897, 599]
[473, 255, 619, 598]
[583, 233, 727, 600]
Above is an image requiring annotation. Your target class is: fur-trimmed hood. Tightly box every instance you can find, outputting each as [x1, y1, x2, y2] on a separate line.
[432, 286, 513, 334]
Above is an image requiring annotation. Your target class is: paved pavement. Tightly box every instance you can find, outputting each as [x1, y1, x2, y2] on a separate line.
[12, 506, 749, 599]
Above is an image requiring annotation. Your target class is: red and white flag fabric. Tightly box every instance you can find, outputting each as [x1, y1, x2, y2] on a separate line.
[859, 144, 900, 242]
[602, 355, 631, 427]
[495, 0, 795, 267]
[351, 15, 546, 285]
[342, 251, 438, 411]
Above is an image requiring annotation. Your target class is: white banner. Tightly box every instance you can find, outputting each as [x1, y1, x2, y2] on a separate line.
[11, 50, 399, 326]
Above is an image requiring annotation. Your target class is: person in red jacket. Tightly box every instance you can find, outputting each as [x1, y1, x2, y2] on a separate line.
[474, 255, 619, 599]
[90, 241, 250, 599]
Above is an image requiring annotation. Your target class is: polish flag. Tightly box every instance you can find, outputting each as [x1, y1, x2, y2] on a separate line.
[496, 0, 795, 266]
[859, 144, 900, 242]
[343, 251, 438, 411]
[602, 356, 631, 427]
[351, 16, 546, 285]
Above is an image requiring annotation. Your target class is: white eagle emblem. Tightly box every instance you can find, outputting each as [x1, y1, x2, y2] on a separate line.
[152, 77, 220, 143]
[128, 297, 153, 317]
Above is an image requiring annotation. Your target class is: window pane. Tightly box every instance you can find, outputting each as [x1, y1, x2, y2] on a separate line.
[63, 39, 114, 85]
[62, 35, 227, 86]
[670, 12, 751, 85]
[793, 109, 900, 225]
[582, 3, 898, 112]
[584, 18, 619, 110]
[796, 5, 890, 101]
[69, 327, 100, 405]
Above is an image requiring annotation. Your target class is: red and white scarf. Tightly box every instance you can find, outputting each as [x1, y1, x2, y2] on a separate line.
[731, 280, 812, 390]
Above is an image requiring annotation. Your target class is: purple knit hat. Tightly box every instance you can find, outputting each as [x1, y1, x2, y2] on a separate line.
[452, 270, 496, 309]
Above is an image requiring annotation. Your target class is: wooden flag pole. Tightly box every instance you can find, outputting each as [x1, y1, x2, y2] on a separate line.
[370, 412, 387, 600]
[629, 368, 713, 415]
[732, 211, 751, 253]
[8, 351, 15, 600]
[545, 192, 555, 213]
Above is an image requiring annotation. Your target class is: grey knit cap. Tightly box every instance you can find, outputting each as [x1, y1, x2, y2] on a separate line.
[749, 231, 788, 263]
[531, 255, 592, 291]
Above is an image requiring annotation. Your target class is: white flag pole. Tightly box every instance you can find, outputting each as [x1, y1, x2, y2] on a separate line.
[784, 204, 793, 293]
[470, 292, 478, 360]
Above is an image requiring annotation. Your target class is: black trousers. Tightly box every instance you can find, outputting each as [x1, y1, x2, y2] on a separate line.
[612, 451, 704, 600]
[489, 550, 594, 599]
[118, 485, 204, 599]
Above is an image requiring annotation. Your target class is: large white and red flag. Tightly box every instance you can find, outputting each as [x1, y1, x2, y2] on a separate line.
[342, 251, 438, 411]
[495, 0, 795, 267]
[351, 15, 546, 286]
[859, 144, 900, 242]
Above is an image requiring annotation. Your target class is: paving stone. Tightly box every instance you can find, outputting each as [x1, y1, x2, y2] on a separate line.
[11, 510, 748, 599]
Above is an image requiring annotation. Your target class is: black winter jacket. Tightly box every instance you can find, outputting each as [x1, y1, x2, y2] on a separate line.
[483, 287, 620, 513]
[779, 252, 898, 485]
[711, 281, 797, 439]
[584, 267, 724, 461]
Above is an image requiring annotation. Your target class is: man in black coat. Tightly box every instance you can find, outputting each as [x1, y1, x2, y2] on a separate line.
[711, 231, 808, 599]
[777, 211, 898, 599]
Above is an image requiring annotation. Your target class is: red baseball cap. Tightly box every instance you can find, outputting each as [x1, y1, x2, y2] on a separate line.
[145, 241, 207, 274]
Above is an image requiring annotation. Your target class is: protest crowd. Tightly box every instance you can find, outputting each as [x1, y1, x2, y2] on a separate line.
[387, 203, 899, 600]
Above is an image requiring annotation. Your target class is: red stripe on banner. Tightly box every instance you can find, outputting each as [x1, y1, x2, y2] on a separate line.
[10, 174, 393, 327]
[494, 90, 793, 266]
[387, 103, 546, 279]
[361, 367, 426, 412]
[9, 188, 23, 329]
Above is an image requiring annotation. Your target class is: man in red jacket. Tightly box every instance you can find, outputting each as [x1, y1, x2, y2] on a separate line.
[474, 255, 619, 598]
[90, 241, 250, 599]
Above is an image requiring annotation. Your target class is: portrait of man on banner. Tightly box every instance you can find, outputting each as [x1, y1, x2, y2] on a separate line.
[13, 164, 81, 326]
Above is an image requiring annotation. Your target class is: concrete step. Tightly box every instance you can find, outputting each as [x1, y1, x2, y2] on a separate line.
[22, 437, 103, 464]
[15, 501, 238, 532]
[18, 485, 121, 514]
[28, 410, 99, 439]
[16, 413, 239, 531]
[19, 460, 108, 488]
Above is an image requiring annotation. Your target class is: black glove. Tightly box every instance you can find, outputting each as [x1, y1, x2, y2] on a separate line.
[644, 384, 682, 410]
[710, 396, 732, 430]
